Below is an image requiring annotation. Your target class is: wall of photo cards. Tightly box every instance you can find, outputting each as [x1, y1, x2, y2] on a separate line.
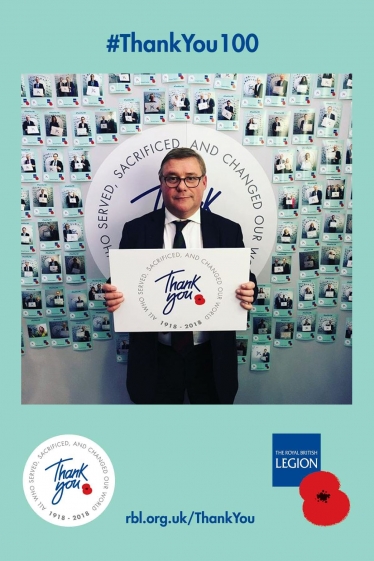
[21, 73, 352, 404]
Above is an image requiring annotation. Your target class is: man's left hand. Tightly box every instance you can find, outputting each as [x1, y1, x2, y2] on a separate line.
[236, 281, 256, 310]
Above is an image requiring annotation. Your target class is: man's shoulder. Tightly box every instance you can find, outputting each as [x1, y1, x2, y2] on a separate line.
[124, 208, 164, 229]
[201, 209, 241, 230]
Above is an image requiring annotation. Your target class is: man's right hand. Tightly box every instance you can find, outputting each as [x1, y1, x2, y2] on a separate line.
[103, 283, 124, 312]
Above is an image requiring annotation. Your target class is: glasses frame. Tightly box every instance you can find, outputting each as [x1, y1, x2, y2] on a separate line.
[161, 175, 205, 189]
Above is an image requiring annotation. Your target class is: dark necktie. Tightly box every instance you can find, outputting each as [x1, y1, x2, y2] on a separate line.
[171, 220, 194, 356]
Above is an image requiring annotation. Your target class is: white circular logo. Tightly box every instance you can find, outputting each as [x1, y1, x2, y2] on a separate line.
[52, 340, 57, 345]
[293, 136, 299, 143]
[110, 85, 115, 92]
[23, 435, 115, 527]
[47, 139, 52, 145]
[58, 99, 63, 105]
[296, 333, 302, 339]
[317, 335, 323, 341]
[44, 174, 49, 180]
[342, 303, 347, 309]
[251, 363, 257, 369]
[85, 124, 276, 278]
[274, 340, 280, 346]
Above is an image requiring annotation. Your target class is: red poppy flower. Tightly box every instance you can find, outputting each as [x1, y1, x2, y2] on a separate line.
[299, 471, 350, 526]
[82, 483, 92, 495]
[194, 294, 205, 305]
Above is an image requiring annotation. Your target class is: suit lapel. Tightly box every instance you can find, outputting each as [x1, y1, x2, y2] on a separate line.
[146, 208, 165, 249]
[201, 210, 219, 248]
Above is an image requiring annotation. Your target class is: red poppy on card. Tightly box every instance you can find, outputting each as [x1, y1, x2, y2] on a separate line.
[82, 483, 92, 495]
[194, 294, 205, 305]
[299, 471, 350, 526]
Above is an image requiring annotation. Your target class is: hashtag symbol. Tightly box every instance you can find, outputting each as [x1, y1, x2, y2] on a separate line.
[106, 34, 120, 52]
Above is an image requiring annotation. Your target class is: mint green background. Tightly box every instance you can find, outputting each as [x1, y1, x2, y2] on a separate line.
[1, 1, 370, 559]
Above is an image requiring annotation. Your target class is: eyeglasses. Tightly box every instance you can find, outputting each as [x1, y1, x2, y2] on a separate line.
[161, 175, 204, 188]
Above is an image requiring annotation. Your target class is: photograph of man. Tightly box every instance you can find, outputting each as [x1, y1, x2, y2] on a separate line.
[253, 77, 263, 98]
[66, 190, 80, 208]
[57, 75, 74, 97]
[219, 100, 234, 120]
[77, 116, 89, 135]
[63, 223, 73, 242]
[344, 73, 352, 89]
[23, 261, 34, 276]
[275, 153, 285, 173]
[22, 115, 38, 135]
[44, 257, 61, 274]
[179, 94, 190, 111]
[53, 290, 64, 307]
[262, 348, 270, 362]
[282, 192, 295, 209]
[87, 74, 99, 88]
[67, 257, 83, 274]
[324, 283, 336, 298]
[272, 117, 281, 136]
[307, 185, 322, 205]
[206, 92, 215, 114]
[80, 153, 90, 172]
[299, 114, 312, 134]
[330, 145, 341, 165]
[122, 107, 139, 124]
[300, 152, 313, 171]
[346, 143, 352, 164]
[22, 153, 36, 173]
[197, 94, 207, 113]
[21, 226, 30, 244]
[145, 93, 160, 114]
[328, 215, 337, 233]
[47, 223, 59, 241]
[48, 153, 63, 172]
[107, 113, 117, 133]
[273, 74, 288, 96]
[32, 76, 45, 96]
[98, 115, 108, 132]
[103, 147, 257, 405]
[321, 106, 335, 125]
[38, 188, 48, 207]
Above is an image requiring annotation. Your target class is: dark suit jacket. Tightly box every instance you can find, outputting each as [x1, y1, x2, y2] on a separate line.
[254, 83, 263, 98]
[119, 208, 258, 404]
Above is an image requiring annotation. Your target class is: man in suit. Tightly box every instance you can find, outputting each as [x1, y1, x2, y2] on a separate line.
[22, 153, 36, 173]
[103, 148, 257, 405]
[272, 117, 281, 137]
[49, 153, 63, 172]
[22, 116, 38, 135]
[331, 145, 341, 165]
[274, 74, 288, 96]
[77, 116, 89, 134]
[322, 106, 335, 124]
[122, 108, 139, 124]
[206, 92, 215, 114]
[308, 185, 322, 205]
[180, 94, 190, 111]
[88, 74, 99, 88]
[253, 77, 263, 98]
[33, 77, 45, 95]
[99, 116, 109, 132]
[221, 100, 234, 120]
[80, 154, 90, 172]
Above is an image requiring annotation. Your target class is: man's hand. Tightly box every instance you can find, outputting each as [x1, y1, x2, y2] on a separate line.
[235, 281, 255, 310]
[103, 283, 124, 312]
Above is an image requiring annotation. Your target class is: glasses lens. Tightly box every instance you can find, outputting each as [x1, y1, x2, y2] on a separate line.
[184, 177, 200, 187]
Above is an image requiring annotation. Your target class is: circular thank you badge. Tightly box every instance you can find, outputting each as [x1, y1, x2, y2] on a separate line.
[23, 434, 115, 526]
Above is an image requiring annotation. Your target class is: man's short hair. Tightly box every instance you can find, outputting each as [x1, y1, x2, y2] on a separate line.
[158, 148, 206, 178]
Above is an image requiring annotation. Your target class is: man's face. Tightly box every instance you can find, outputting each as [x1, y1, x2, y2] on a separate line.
[53, 154, 58, 160]
[160, 157, 207, 219]
[280, 74, 285, 81]
[327, 106, 332, 113]
[256, 78, 261, 84]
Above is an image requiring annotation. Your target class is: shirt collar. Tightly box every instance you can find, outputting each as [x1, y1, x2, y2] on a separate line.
[164, 207, 201, 225]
